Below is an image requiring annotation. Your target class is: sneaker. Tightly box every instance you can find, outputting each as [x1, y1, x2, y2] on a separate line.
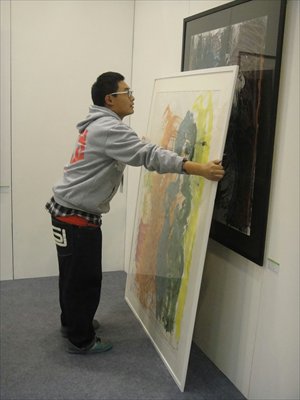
[67, 336, 112, 354]
[60, 319, 100, 338]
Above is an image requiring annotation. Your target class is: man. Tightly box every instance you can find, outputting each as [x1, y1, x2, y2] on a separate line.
[46, 72, 224, 354]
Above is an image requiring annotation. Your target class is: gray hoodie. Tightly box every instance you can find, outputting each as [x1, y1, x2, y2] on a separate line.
[53, 105, 185, 215]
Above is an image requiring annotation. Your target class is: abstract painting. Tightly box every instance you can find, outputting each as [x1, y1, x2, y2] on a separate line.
[182, 0, 287, 265]
[188, 15, 267, 236]
[125, 67, 238, 391]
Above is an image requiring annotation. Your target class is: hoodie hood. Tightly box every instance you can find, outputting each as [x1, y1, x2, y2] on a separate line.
[76, 105, 121, 133]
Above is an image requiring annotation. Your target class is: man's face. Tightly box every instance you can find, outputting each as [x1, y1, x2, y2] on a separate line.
[106, 80, 135, 119]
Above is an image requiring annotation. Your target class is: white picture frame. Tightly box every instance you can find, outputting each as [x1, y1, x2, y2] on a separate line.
[125, 66, 238, 391]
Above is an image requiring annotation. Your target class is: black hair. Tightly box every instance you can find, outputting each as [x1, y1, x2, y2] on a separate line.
[91, 72, 125, 106]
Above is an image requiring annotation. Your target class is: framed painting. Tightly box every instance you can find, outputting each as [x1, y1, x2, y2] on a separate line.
[181, 0, 287, 265]
[125, 66, 238, 391]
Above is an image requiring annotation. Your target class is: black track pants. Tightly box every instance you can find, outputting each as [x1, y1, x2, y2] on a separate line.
[51, 217, 102, 348]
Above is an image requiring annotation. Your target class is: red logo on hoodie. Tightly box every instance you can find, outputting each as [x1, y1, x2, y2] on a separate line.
[70, 129, 88, 164]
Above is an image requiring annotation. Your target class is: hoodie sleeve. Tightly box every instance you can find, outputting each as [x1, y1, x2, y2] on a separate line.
[105, 122, 184, 174]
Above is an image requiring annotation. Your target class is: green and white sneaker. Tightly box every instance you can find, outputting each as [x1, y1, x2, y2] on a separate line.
[67, 336, 112, 354]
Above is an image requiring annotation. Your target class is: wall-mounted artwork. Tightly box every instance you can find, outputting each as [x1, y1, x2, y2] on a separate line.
[125, 67, 238, 391]
[182, 0, 287, 265]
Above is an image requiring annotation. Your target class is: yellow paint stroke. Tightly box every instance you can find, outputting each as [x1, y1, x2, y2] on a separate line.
[174, 91, 213, 341]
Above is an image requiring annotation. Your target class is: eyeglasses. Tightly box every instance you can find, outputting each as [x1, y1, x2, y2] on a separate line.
[109, 89, 134, 97]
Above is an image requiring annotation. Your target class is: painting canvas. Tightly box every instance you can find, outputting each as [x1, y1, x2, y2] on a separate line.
[182, 0, 287, 265]
[125, 67, 238, 391]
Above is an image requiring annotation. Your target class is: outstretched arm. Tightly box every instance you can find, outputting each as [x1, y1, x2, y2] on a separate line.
[182, 160, 225, 181]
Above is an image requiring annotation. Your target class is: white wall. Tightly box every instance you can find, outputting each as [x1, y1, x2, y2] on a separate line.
[0, 1, 13, 280]
[248, 2, 299, 397]
[8, 0, 134, 278]
[128, 0, 299, 399]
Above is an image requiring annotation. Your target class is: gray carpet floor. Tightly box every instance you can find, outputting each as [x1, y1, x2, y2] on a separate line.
[0, 271, 245, 400]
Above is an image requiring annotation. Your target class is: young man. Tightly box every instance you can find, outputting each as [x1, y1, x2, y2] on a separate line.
[46, 72, 224, 354]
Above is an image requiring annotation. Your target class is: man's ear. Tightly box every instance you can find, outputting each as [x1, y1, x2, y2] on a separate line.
[104, 94, 114, 107]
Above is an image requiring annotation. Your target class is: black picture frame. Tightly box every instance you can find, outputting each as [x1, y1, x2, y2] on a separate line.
[181, 0, 287, 265]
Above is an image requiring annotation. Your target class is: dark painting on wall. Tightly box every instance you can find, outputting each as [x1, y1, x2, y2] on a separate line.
[181, 0, 287, 265]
